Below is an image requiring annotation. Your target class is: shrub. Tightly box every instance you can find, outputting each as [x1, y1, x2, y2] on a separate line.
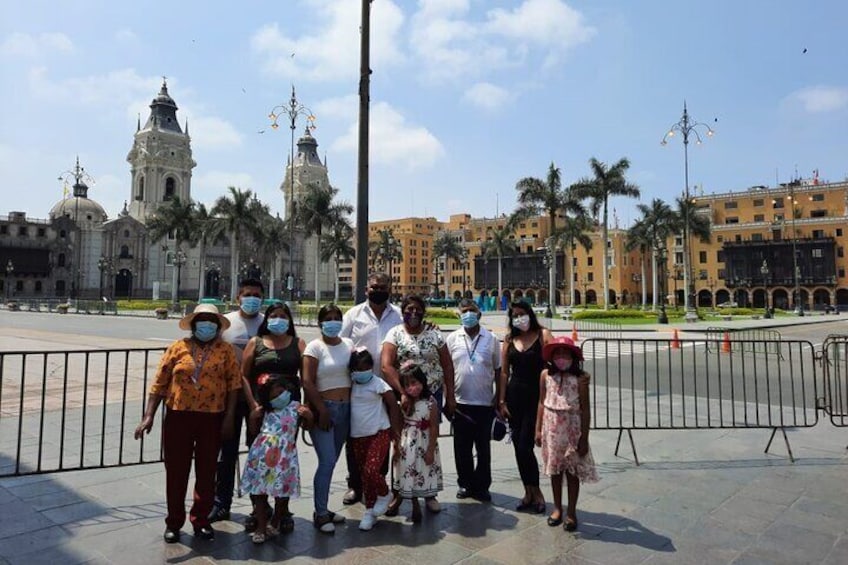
[573, 309, 653, 320]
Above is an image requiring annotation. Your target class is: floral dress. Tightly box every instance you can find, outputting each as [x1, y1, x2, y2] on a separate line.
[384, 326, 446, 393]
[393, 398, 443, 498]
[241, 402, 301, 498]
[541, 372, 599, 483]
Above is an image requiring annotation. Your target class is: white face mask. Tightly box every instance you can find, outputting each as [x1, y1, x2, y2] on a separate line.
[513, 315, 530, 331]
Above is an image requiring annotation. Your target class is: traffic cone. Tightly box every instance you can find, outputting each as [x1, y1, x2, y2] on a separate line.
[671, 328, 681, 349]
[721, 331, 732, 353]
[571, 322, 579, 342]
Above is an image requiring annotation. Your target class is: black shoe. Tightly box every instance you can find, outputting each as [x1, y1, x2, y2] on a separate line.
[342, 488, 361, 505]
[163, 529, 181, 544]
[456, 488, 472, 499]
[208, 505, 230, 523]
[472, 491, 492, 502]
[194, 526, 215, 540]
[244, 514, 257, 533]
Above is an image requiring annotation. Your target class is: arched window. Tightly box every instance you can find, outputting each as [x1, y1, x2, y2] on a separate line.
[123, 229, 130, 238]
[120, 245, 130, 258]
[136, 176, 144, 201]
[58, 253, 66, 267]
[164, 177, 175, 201]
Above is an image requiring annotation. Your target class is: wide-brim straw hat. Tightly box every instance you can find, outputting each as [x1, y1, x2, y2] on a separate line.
[542, 336, 583, 362]
[178, 303, 231, 331]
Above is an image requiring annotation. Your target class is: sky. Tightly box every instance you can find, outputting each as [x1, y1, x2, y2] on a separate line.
[1, 0, 847, 228]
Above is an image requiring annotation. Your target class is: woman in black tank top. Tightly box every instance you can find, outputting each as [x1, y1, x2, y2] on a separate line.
[497, 301, 552, 514]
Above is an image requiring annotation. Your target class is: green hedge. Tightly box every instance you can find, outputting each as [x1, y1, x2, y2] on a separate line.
[572, 309, 654, 320]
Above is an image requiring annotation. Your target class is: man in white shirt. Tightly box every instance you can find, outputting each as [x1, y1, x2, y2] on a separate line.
[211, 278, 265, 525]
[339, 272, 403, 504]
[446, 298, 501, 502]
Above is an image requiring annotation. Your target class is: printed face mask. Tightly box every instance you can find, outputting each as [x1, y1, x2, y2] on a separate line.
[403, 312, 422, 328]
[194, 321, 219, 342]
[266, 318, 290, 335]
[240, 296, 262, 315]
[351, 370, 373, 384]
[270, 389, 292, 410]
[513, 315, 530, 331]
[321, 320, 343, 338]
[460, 311, 479, 328]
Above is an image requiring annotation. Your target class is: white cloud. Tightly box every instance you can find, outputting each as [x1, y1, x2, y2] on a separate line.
[193, 171, 255, 201]
[410, 0, 594, 80]
[251, 0, 405, 82]
[0, 32, 74, 57]
[114, 28, 138, 43]
[328, 98, 443, 170]
[791, 85, 848, 113]
[188, 116, 243, 150]
[463, 82, 512, 111]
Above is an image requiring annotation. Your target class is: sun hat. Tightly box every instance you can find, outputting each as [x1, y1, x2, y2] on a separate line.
[178, 303, 231, 331]
[541, 336, 583, 363]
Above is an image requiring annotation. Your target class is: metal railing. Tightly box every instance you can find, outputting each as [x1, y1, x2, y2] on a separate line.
[821, 334, 848, 427]
[704, 327, 784, 359]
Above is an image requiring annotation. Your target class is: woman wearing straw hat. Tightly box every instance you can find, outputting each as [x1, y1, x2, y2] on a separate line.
[134, 304, 242, 544]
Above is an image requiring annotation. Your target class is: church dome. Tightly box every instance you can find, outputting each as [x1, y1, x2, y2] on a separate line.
[49, 182, 107, 224]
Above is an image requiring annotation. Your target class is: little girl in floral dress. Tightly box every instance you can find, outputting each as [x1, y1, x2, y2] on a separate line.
[535, 337, 598, 532]
[393, 362, 443, 523]
[241, 373, 312, 543]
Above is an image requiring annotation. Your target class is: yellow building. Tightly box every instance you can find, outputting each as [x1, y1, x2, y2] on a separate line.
[367, 217, 441, 297]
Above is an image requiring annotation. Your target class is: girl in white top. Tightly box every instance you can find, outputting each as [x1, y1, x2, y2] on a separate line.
[349, 349, 401, 531]
[302, 304, 354, 533]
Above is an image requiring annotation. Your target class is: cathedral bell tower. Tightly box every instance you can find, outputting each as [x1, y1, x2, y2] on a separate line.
[126, 79, 196, 221]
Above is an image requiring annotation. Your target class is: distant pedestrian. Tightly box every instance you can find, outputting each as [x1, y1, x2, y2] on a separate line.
[446, 299, 500, 502]
[134, 304, 241, 544]
[349, 349, 402, 531]
[240, 373, 313, 544]
[497, 300, 552, 515]
[535, 337, 598, 532]
[392, 361, 443, 523]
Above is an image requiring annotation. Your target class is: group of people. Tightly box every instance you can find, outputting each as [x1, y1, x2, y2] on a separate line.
[134, 273, 598, 545]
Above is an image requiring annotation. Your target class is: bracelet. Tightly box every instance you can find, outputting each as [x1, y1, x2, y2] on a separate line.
[498, 400, 506, 405]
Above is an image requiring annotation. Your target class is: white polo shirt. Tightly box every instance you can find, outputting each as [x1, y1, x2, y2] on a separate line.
[446, 326, 501, 407]
[221, 310, 264, 363]
[340, 301, 403, 378]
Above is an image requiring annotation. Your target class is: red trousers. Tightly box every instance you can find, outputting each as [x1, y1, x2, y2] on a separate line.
[162, 410, 223, 530]
[351, 429, 391, 508]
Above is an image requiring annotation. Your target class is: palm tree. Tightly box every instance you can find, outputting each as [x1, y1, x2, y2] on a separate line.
[184, 203, 224, 301]
[145, 196, 196, 306]
[480, 214, 521, 310]
[573, 158, 641, 310]
[211, 186, 260, 300]
[253, 212, 290, 300]
[370, 227, 403, 280]
[321, 221, 355, 303]
[297, 182, 354, 306]
[634, 199, 676, 311]
[515, 163, 584, 314]
[433, 230, 465, 300]
[555, 214, 593, 308]
[673, 195, 712, 310]
[625, 218, 652, 310]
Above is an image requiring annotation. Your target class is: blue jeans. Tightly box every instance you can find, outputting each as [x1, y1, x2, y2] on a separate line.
[309, 400, 351, 517]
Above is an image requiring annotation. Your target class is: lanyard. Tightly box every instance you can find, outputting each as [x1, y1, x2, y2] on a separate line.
[464, 332, 482, 363]
[190, 343, 213, 386]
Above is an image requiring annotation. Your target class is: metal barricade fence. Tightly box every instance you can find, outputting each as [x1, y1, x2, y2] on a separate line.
[821, 334, 848, 427]
[582, 337, 818, 463]
[704, 327, 784, 359]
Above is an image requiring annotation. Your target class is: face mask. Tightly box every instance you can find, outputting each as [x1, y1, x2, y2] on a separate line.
[553, 358, 570, 371]
[321, 320, 343, 338]
[368, 290, 389, 305]
[404, 312, 422, 328]
[513, 315, 530, 331]
[240, 296, 262, 315]
[270, 390, 292, 411]
[351, 370, 373, 384]
[194, 321, 219, 342]
[460, 311, 479, 328]
[267, 318, 290, 335]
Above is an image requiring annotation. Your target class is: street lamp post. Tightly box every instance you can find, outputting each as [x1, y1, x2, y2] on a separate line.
[657, 244, 669, 324]
[789, 184, 803, 316]
[580, 277, 590, 310]
[172, 248, 187, 310]
[761, 259, 772, 318]
[662, 102, 714, 323]
[538, 244, 554, 318]
[57, 157, 96, 300]
[97, 256, 112, 300]
[269, 86, 316, 303]
[4, 259, 13, 302]
[707, 277, 716, 310]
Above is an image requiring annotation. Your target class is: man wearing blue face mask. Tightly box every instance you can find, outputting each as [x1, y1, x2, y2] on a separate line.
[211, 278, 265, 525]
[446, 299, 501, 502]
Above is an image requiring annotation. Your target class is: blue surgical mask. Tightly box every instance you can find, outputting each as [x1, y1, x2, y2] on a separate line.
[270, 390, 292, 411]
[240, 296, 262, 315]
[267, 318, 290, 335]
[321, 320, 343, 338]
[351, 370, 373, 384]
[460, 311, 480, 328]
[194, 321, 219, 342]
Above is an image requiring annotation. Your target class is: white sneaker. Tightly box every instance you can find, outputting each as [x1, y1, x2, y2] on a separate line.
[359, 509, 377, 531]
[373, 493, 392, 516]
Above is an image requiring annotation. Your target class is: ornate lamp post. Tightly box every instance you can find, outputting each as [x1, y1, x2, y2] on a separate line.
[269, 86, 316, 303]
[662, 102, 714, 323]
[707, 277, 716, 309]
[4, 259, 13, 301]
[173, 248, 186, 309]
[760, 259, 772, 318]
[97, 256, 113, 300]
[538, 244, 554, 318]
[580, 276, 590, 310]
[57, 157, 95, 299]
[657, 244, 669, 324]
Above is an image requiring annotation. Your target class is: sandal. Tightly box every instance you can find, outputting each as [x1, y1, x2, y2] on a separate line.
[313, 513, 336, 534]
[564, 516, 578, 532]
[251, 531, 266, 544]
[533, 501, 546, 515]
[425, 498, 441, 514]
[547, 513, 563, 527]
[516, 499, 534, 512]
[278, 516, 294, 534]
[327, 511, 346, 524]
[384, 498, 402, 517]
[266, 524, 280, 538]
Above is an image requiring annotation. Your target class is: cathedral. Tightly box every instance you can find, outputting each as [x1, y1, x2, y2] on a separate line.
[0, 81, 342, 303]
